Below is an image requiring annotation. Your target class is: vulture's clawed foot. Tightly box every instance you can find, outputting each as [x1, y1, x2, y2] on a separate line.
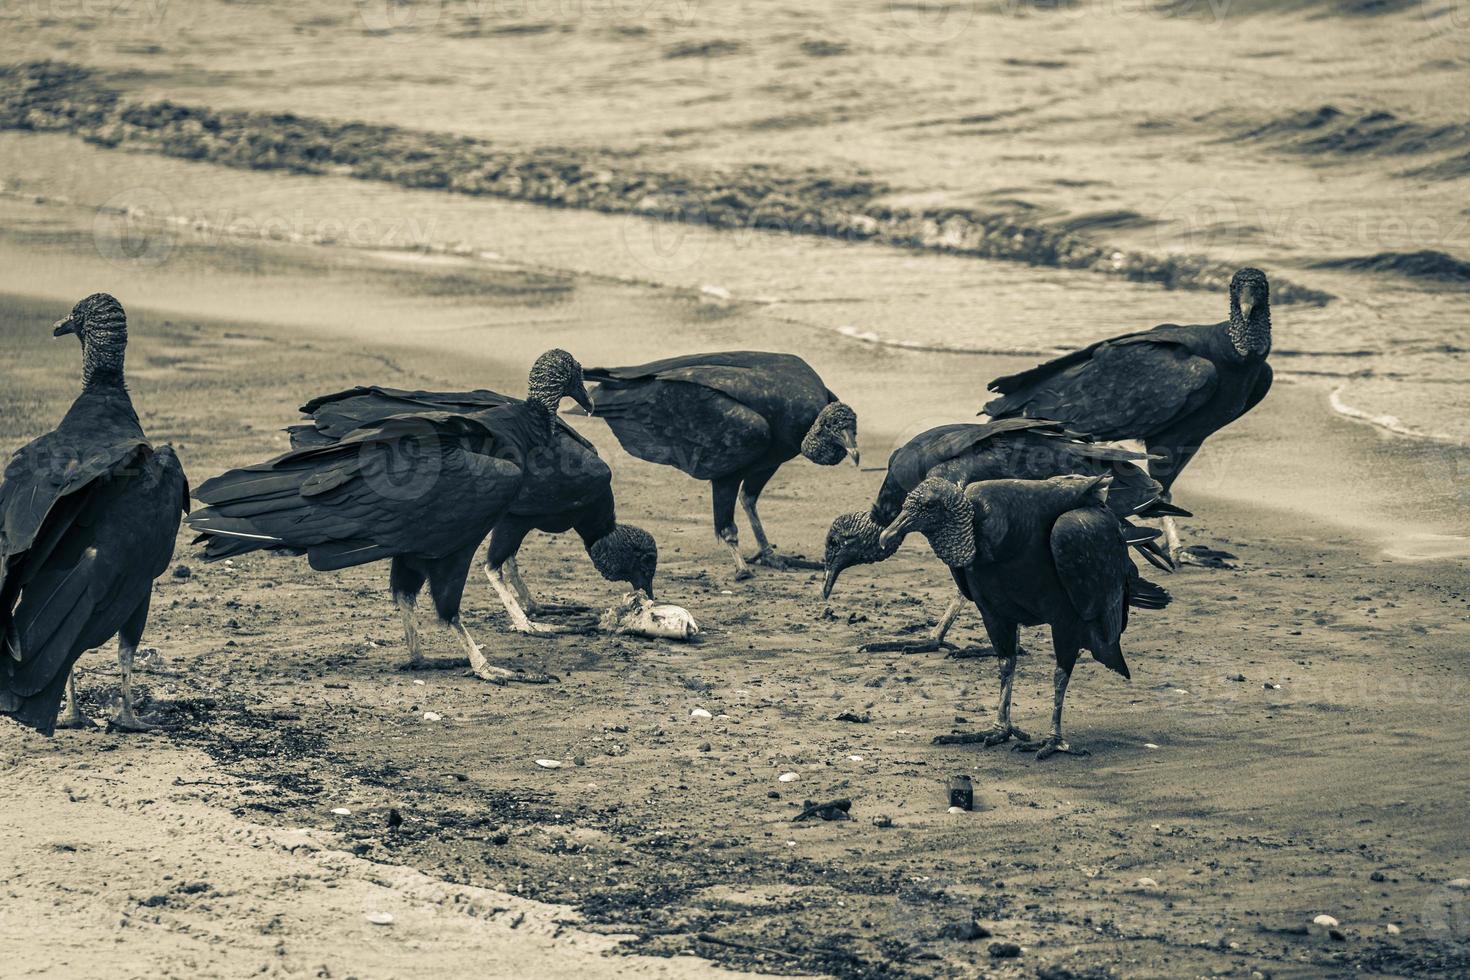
[983, 723, 1031, 747]
[857, 637, 955, 654]
[1014, 736, 1089, 759]
[512, 620, 576, 636]
[467, 651, 559, 685]
[54, 708, 97, 731]
[1176, 545, 1237, 569]
[109, 709, 160, 733]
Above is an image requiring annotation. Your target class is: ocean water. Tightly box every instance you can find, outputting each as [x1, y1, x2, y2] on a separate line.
[1, 1, 1468, 442]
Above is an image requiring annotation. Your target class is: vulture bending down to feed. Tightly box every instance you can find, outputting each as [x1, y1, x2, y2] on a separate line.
[881, 475, 1171, 759]
[1, 294, 189, 735]
[583, 352, 858, 579]
[288, 386, 657, 633]
[983, 268, 1273, 565]
[824, 418, 1184, 652]
[188, 351, 594, 681]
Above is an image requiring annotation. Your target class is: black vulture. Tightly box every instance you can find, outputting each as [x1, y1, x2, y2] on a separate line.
[983, 268, 1273, 565]
[0, 294, 189, 735]
[582, 352, 857, 579]
[187, 351, 594, 681]
[823, 418, 1183, 652]
[286, 385, 657, 631]
[880, 475, 1171, 759]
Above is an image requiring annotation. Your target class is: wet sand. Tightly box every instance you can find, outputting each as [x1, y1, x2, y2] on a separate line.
[3, 220, 1469, 977]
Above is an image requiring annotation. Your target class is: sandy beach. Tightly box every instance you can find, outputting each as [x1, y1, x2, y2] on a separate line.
[2, 197, 1469, 977]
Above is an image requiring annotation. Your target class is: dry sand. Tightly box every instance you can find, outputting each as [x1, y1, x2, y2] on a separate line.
[2, 220, 1469, 979]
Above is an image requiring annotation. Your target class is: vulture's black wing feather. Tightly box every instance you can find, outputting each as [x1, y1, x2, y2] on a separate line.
[1048, 507, 1130, 677]
[986, 336, 1219, 441]
[190, 412, 523, 569]
[589, 380, 772, 481]
[290, 386, 595, 451]
[1, 443, 187, 734]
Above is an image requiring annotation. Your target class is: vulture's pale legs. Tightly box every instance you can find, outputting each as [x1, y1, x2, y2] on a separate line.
[1015, 665, 1089, 759]
[484, 561, 569, 635]
[111, 635, 155, 732]
[54, 670, 94, 730]
[984, 650, 1031, 746]
[395, 594, 424, 667]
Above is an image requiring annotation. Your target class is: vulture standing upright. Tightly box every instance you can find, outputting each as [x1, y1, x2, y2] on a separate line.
[187, 351, 594, 681]
[823, 418, 1183, 651]
[881, 475, 1171, 759]
[983, 268, 1273, 564]
[582, 352, 858, 578]
[0, 294, 189, 735]
[287, 385, 657, 632]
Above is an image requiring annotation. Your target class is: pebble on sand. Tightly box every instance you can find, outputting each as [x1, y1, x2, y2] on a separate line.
[535, 759, 563, 769]
[330, 807, 351, 815]
[778, 772, 798, 782]
[690, 708, 713, 719]
[1386, 923, 1402, 935]
[1448, 878, 1470, 891]
[1132, 877, 1160, 890]
[364, 911, 394, 926]
[422, 711, 442, 721]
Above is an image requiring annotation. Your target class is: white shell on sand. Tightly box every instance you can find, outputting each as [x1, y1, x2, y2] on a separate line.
[1313, 914, 1339, 928]
[690, 708, 713, 719]
[778, 772, 798, 782]
[534, 759, 563, 769]
[364, 911, 394, 926]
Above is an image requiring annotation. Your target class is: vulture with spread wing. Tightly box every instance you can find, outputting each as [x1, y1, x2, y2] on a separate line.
[1, 294, 189, 735]
[288, 385, 656, 633]
[983, 268, 1273, 564]
[188, 351, 593, 681]
[882, 475, 1171, 759]
[583, 351, 857, 579]
[823, 418, 1183, 652]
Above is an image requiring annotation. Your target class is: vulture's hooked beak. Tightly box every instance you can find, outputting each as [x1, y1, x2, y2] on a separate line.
[878, 510, 917, 551]
[840, 431, 860, 467]
[570, 383, 595, 415]
[1238, 286, 1258, 321]
[52, 315, 78, 337]
[821, 563, 842, 600]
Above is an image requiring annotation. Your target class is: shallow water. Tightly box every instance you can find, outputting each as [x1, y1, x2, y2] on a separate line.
[1, 0, 1467, 541]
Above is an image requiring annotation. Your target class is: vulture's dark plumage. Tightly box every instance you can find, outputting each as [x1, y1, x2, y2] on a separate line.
[983, 268, 1273, 564]
[823, 418, 1184, 651]
[0, 294, 189, 735]
[287, 385, 656, 631]
[583, 351, 857, 578]
[187, 351, 594, 681]
[881, 475, 1171, 759]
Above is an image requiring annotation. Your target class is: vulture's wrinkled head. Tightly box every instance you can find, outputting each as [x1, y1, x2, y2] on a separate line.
[527, 349, 594, 414]
[1228, 268, 1271, 356]
[802, 401, 859, 466]
[54, 292, 128, 385]
[590, 523, 659, 599]
[821, 511, 892, 599]
[880, 477, 975, 568]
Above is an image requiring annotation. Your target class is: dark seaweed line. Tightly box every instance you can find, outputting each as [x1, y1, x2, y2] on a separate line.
[0, 60, 1332, 305]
